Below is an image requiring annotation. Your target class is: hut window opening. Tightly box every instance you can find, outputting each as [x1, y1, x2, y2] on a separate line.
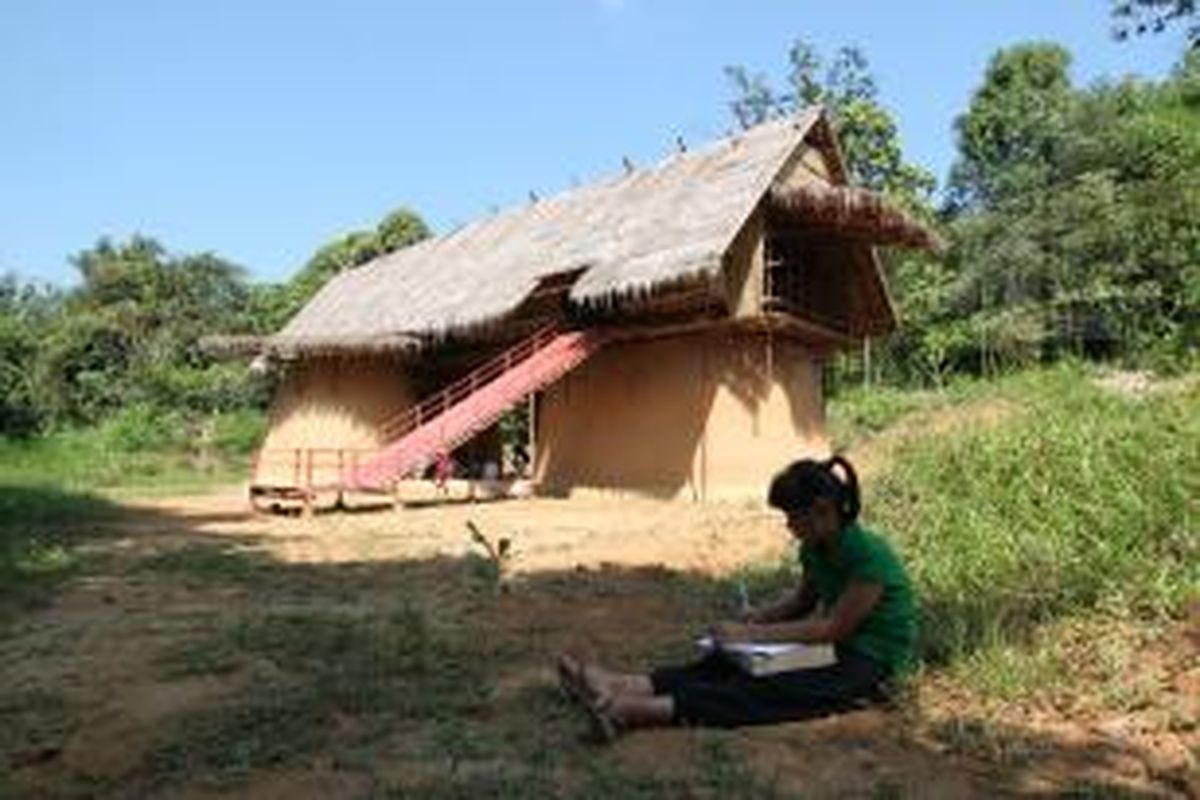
[763, 233, 851, 333]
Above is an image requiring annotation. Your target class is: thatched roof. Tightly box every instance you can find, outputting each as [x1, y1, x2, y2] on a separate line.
[270, 111, 820, 352]
[258, 108, 936, 356]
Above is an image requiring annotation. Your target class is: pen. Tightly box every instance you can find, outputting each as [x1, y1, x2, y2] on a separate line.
[737, 579, 751, 615]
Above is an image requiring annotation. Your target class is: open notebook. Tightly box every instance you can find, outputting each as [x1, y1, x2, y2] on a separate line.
[696, 636, 836, 676]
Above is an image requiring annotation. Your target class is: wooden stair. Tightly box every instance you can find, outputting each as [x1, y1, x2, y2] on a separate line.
[348, 324, 606, 490]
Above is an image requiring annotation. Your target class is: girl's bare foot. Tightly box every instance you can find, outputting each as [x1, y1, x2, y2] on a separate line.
[558, 653, 640, 700]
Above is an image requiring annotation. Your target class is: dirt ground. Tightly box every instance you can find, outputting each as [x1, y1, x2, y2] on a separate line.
[2, 487, 1197, 799]
[148, 489, 795, 575]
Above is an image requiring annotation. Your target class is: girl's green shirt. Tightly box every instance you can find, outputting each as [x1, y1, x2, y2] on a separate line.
[799, 522, 918, 674]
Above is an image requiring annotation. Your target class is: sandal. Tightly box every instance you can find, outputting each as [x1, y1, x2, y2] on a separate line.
[582, 692, 622, 744]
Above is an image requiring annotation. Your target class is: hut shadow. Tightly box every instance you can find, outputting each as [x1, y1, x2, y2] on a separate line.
[0, 482, 127, 530]
[399, 494, 516, 510]
[717, 332, 826, 447]
[2, 497, 1189, 799]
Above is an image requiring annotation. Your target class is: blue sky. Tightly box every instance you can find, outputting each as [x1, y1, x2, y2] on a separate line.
[0, 2, 1189, 285]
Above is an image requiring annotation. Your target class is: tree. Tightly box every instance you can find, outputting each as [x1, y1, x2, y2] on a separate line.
[1113, 0, 1199, 45]
[0, 276, 59, 434]
[725, 42, 935, 208]
[946, 44, 1076, 211]
[274, 206, 430, 328]
[376, 208, 431, 253]
[15, 237, 268, 426]
[726, 39, 1198, 384]
[944, 45, 1200, 371]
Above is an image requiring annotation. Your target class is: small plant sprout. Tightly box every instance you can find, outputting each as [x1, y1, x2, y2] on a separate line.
[466, 520, 514, 592]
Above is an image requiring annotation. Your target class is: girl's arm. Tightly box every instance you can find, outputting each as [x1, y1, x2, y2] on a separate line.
[721, 582, 883, 645]
[742, 580, 819, 624]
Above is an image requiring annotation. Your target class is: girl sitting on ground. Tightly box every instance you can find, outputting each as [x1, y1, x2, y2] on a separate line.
[558, 456, 917, 739]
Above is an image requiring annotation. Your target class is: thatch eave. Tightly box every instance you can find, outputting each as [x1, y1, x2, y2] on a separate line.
[200, 334, 271, 359]
[202, 331, 432, 360]
[767, 185, 945, 252]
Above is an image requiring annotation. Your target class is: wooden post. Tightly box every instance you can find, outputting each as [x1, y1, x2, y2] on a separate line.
[302, 449, 314, 518]
[862, 337, 872, 390]
[528, 393, 537, 482]
[699, 333, 709, 502]
[335, 449, 345, 510]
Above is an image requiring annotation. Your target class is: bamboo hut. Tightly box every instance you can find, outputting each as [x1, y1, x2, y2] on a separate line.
[227, 108, 940, 508]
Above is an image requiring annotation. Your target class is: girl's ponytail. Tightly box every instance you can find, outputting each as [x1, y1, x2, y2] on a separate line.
[824, 455, 861, 523]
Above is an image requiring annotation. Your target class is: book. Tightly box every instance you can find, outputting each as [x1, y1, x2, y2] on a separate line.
[695, 636, 836, 676]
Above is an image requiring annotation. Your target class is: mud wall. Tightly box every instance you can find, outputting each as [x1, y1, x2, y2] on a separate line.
[534, 329, 828, 502]
[254, 356, 416, 486]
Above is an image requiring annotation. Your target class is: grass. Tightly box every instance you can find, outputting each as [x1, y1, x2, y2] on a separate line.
[827, 383, 943, 449]
[0, 420, 255, 615]
[0, 483, 119, 613]
[124, 548, 784, 797]
[0, 429, 250, 498]
[135, 543, 265, 586]
[362, 732, 791, 800]
[865, 364, 1198, 665]
[145, 685, 331, 785]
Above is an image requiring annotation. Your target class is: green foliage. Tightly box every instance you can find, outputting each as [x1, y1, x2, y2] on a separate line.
[0, 420, 255, 500]
[0, 237, 271, 435]
[947, 44, 1076, 210]
[937, 48, 1200, 375]
[731, 41, 1198, 388]
[1112, 0, 1198, 43]
[98, 403, 189, 452]
[210, 408, 268, 455]
[869, 367, 1199, 663]
[0, 202, 427, 445]
[0, 276, 60, 435]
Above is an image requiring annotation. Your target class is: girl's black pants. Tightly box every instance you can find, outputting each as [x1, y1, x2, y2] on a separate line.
[649, 647, 889, 728]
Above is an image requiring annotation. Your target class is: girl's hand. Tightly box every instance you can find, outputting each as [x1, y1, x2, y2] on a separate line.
[710, 622, 757, 647]
[739, 607, 769, 624]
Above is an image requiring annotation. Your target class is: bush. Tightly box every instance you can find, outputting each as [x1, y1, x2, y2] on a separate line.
[97, 404, 190, 453]
[211, 409, 267, 456]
